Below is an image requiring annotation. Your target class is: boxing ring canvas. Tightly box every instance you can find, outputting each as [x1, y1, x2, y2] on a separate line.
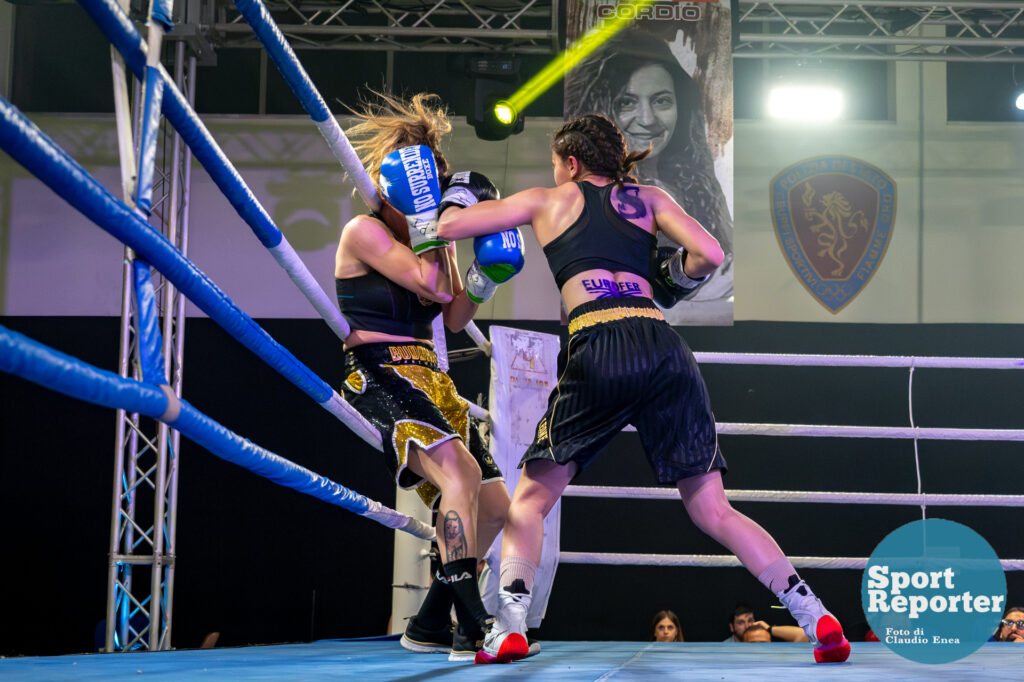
[1, 640, 1020, 680]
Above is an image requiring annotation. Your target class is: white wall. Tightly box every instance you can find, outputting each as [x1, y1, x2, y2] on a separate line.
[2, 60, 1022, 323]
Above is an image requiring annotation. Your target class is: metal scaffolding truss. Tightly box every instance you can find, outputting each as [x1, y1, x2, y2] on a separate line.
[104, 42, 196, 653]
[735, 0, 1024, 62]
[210, 0, 560, 53]
[194, 0, 1024, 61]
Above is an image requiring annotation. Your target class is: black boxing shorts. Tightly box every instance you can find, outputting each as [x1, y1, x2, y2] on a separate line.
[520, 297, 726, 483]
[341, 341, 502, 508]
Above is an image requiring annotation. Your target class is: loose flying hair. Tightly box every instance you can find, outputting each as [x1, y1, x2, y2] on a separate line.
[650, 609, 683, 642]
[552, 113, 650, 187]
[345, 90, 451, 186]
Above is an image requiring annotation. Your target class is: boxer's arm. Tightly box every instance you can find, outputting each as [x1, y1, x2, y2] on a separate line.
[340, 215, 452, 303]
[769, 624, 810, 643]
[438, 187, 544, 241]
[648, 186, 723, 278]
[441, 242, 478, 332]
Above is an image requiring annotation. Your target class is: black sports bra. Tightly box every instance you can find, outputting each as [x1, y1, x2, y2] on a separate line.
[542, 182, 656, 290]
[336, 268, 440, 339]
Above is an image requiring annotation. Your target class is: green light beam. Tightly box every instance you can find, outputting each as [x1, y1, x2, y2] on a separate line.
[507, 0, 655, 115]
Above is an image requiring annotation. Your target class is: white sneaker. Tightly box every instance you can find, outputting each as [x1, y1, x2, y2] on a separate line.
[474, 590, 531, 664]
[778, 579, 851, 663]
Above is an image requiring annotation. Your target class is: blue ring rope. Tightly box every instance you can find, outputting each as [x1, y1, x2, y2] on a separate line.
[0, 95, 332, 404]
[233, 0, 332, 123]
[133, 259, 168, 385]
[0, 325, 372, 516]
[79, 0, 285, 249]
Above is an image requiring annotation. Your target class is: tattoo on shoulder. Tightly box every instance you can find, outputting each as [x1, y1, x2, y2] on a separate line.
[443, 511, 468, 561]
[615, 186, 647, 219]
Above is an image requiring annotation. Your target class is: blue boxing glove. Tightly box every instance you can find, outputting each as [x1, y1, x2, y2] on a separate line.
[465, 227, 526, 304]
[379, 145, 446, 254]
[651, 246, 710, 308]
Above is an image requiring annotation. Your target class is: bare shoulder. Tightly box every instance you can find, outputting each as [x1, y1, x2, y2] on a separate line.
[518, 185, 562, 206]
[342, 214, 388, 244]
[546, 182, 584, 207]
[637, 183, 674, 206]
[343, 213, 384, 233]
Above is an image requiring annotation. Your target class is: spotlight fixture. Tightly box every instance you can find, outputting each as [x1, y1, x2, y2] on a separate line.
[767, 85, 845, 122]
[465, 55, 525, 141]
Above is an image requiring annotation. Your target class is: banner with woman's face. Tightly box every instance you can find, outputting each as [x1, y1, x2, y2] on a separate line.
[565, 1, 734, 325]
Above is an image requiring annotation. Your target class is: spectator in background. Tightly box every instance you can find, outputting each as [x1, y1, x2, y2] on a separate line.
[650, 610, 684, 642]
[742, 624, 771, 643]
[725, 603, 809, 643]
[992, 606, 1024, 642]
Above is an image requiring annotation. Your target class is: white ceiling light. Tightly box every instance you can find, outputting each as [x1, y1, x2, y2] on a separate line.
[767, 85, 845, 122]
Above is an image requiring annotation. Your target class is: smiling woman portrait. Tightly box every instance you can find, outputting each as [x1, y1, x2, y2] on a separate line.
[565, 27, 734, 311]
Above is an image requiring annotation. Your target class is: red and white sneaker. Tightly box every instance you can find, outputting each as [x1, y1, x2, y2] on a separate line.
[475, 590, 531, 664]
[778, 579, 851, 663]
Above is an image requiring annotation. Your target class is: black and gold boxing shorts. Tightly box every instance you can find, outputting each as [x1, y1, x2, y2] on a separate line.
[521, 297, 726, 484]
[341, 341, 502, 508]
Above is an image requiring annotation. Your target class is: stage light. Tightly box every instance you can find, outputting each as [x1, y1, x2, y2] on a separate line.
[1015, 91, 1024, 111]
[494, 101, 515, 126]
[470, 92, 523, 141]
[767, 85, 845, 122]
[465, 56, 524, 141]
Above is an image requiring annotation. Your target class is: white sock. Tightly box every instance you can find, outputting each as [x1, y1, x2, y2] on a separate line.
[499, 556, 538, 594]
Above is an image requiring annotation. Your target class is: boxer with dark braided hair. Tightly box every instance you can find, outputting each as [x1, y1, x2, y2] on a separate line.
[439, 113, 850, 665]
[337, 90, 516, 660]
[549, 114, 649, 186]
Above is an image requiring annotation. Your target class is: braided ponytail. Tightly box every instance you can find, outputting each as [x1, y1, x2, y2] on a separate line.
[552, 113, 650, 186]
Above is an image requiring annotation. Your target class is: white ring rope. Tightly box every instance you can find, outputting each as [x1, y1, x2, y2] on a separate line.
[588, 352, 1024, 574]
[714, 423, 1024, 440]
[692, 352, 1024, 369]
[464, 321, 492, 357]
[559, 552, 1024, 571]
[559, 552, 870, 569]
[909, 359, 927, 520]
[563, 485, 1024, 507]
[467, 401, 490, 421]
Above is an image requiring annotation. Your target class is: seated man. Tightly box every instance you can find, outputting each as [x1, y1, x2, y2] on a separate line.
[725, 604, 810, 643]
[991, 606, 1024, 642]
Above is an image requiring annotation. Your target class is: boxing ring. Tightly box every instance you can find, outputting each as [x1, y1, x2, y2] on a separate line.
[2, 0, 1023, 679]
[1, 640, 1022, 681]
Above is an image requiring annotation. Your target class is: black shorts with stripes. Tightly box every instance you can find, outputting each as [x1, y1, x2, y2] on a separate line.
[341, 341, 502, 509]
[520, 297, 726, 484]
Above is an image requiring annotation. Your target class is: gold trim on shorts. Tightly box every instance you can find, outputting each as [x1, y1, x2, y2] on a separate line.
[416, 480, 442, 508]
[344, 370, 367, 394]
[568, 305, 665, 335]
